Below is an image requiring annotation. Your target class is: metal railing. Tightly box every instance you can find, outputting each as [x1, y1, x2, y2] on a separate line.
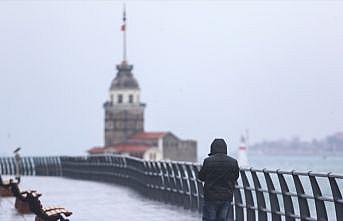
[0, 156, 62, 176]
[0, 154, 342, 220]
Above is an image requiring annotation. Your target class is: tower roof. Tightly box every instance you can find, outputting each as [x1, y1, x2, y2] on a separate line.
[110, 62, 140, 90]
[110, 6, 139, 91]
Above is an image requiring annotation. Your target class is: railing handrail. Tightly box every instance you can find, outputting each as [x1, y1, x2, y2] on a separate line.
[0, 155, 342, 221]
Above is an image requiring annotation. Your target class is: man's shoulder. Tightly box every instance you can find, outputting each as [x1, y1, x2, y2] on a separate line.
[225, 155, 238, 162]
[222, 155, 239, 167]
[204, 155, 238, 165]
[203, 155, 217, 162]
[202, 156, 211, 163]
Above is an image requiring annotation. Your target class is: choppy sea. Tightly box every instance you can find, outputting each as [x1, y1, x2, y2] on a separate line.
[247, 153, 343, 174]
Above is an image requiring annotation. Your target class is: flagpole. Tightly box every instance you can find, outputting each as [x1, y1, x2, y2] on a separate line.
[123, 4, 127, 64]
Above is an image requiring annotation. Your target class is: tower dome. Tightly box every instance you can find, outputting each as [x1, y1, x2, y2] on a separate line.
[110, 63, 139, 90]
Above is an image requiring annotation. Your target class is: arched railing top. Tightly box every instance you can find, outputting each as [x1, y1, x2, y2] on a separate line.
[0, 155, 342, 221]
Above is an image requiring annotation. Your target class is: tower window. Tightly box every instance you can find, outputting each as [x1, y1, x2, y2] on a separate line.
[118, 94, 123, 103]
[129, 94, 133, 103]
[110, 94, 114, 103]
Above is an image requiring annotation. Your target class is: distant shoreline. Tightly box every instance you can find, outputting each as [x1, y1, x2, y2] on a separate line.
[248, 150, 343, 157]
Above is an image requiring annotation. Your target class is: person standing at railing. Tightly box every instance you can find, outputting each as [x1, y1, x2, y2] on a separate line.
[197, 138, 239, 221]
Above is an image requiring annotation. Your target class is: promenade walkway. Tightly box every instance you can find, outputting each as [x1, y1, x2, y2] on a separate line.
[0, 176, 201, 221]
[2, 156, 342, 220]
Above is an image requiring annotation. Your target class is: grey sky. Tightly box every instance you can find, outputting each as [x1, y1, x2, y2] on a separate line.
[0, 1, 342, 159]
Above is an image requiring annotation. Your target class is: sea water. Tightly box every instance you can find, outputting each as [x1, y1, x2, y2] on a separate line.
[237, 153, 343, 220]
[247, 153, 343, 174]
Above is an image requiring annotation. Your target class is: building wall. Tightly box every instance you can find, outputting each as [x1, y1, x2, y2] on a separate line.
[162, 134, 197, 162]
[177, 140, 197, 162]
[104, 104, 145, 146]
[143, 148, 162, 161]
[128, 139, 158, 147]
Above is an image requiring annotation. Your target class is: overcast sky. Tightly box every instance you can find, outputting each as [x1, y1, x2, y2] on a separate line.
[0, 1, 342, 159]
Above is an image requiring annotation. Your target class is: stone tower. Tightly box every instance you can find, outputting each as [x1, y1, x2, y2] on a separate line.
[103, 7, 145, 146]
[103, 61, 145, 146]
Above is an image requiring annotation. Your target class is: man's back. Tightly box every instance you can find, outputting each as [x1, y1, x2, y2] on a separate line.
[198, 154, 239, 201]
[198, 139, 240, 201]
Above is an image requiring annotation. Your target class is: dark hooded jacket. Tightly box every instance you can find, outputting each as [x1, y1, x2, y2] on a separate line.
[197, 139, 240, 201]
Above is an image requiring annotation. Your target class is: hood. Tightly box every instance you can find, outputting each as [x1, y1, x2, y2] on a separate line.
[208, 138, 227, 156]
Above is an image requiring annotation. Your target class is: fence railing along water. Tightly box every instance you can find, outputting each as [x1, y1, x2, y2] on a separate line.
[0, 155, 342, 221]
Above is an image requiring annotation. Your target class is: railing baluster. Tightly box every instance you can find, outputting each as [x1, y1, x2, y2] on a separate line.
[0, 158, 3, 174]
[309, 172, 328, 220]
[180, 163, 192, 209]
[251, 170, 267, 221]
[328, 173, 343, 221]
[263, 170, 282, 221]
[193, 164, 204, 213]
[277, 170, 296, 221]
[185, 164, 199, 211]
[154, 161, 164, 202]
[233, 180, 244, 221]
[292, 171, 311, 220]
[240, 170, 256, 221]
[9, 157, 15, 175]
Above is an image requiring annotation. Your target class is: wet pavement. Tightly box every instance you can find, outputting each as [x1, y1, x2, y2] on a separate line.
[0, 176, 201, 221]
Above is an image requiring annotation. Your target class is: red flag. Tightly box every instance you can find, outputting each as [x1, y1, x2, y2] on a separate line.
[121, 24, 125, 31]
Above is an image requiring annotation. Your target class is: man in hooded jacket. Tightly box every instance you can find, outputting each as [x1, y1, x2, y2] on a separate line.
[198, 138, 240, 221]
